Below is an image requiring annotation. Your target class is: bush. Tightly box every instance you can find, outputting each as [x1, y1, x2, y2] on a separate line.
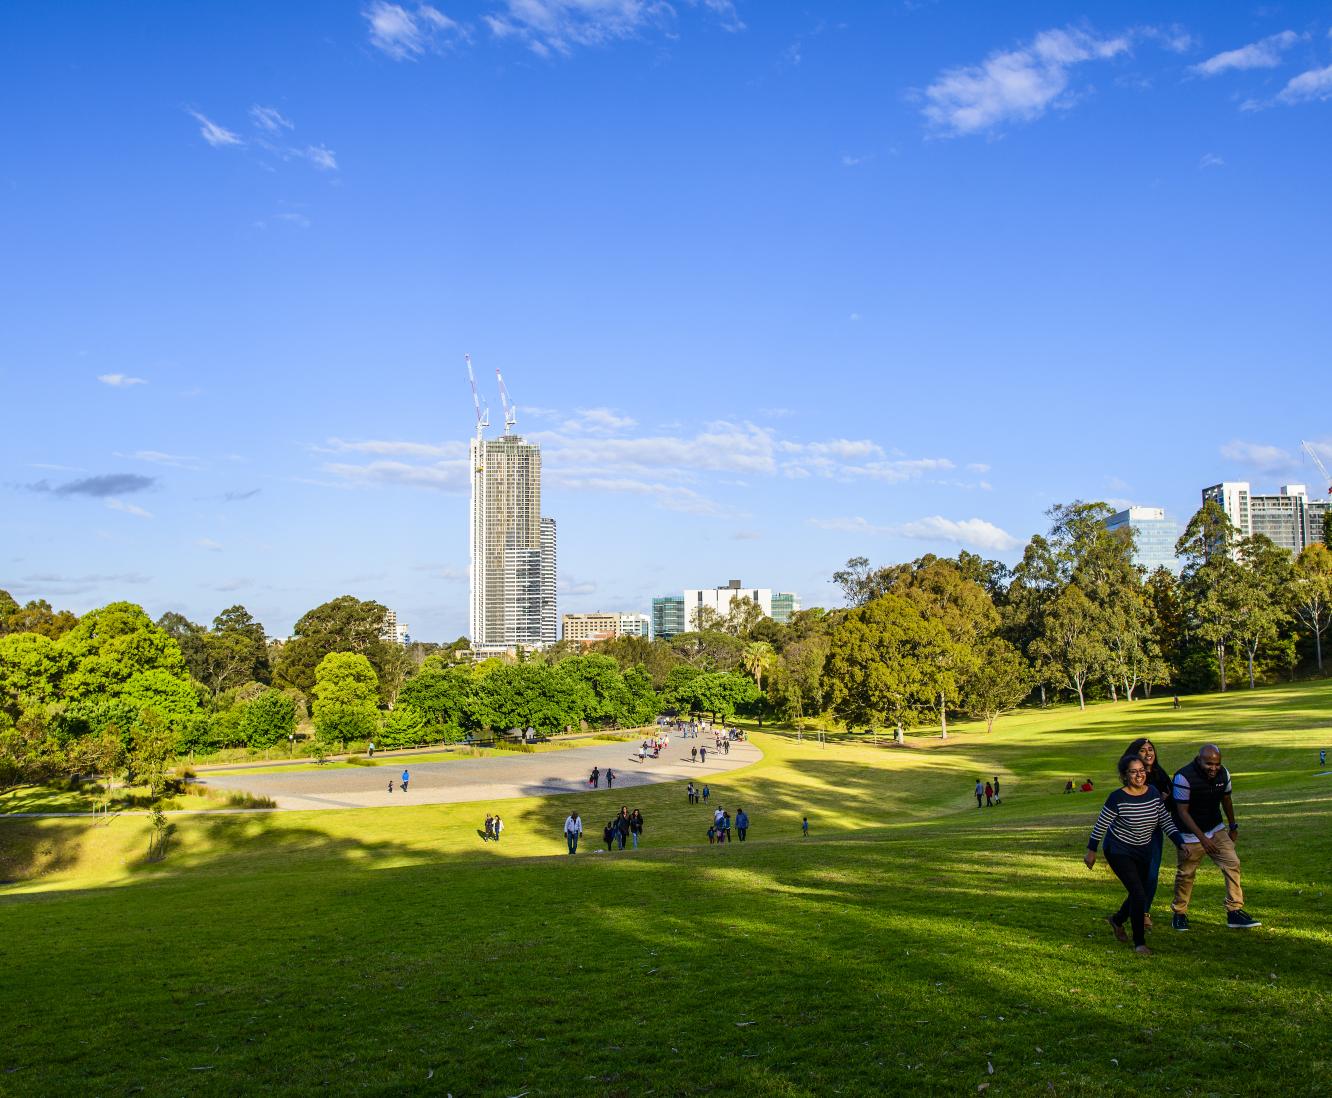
[241, 689, 296, 749]
[380, 704, 427, 749]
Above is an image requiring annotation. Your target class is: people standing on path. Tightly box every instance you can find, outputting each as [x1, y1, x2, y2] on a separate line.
[1126, 737, 1172, 929]
[606, 768, 616, 789]
[564, 812, 582, 854]
[368, 741, 375, 758]
[691, 746, 698, 763]
[590, 766, 600, 789]
[400, 769, 410, 793]
[1084, 753, 1185, 955]
[984, 781, 994, 807]
[735, 808, 749, 841]
[992, 776, 1001, 804]
[700, 746, 707, 764]
[388, 777, 395, 794]
[1170, 744, 1261, 930]
[629, 809, 643, 849]
[975, 779, 984, 808]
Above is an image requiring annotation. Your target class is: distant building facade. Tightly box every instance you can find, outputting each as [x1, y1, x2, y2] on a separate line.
[685, 580, 772, 630]
[469, 430, 556, 655]
[562, 612, 651, 645]
[652, 595, 687, 640]
[1202, 482, 1329, 555]
[1105, 507, 1181, 575]
[771, 592, 801, 623]
[381, 608, 410, 645]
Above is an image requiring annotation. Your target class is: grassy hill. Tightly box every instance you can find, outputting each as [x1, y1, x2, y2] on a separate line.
[1, 681, 1330, 1095]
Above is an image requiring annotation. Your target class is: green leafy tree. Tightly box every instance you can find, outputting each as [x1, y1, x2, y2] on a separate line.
[471, 663, 587, 734]
[239, 689, 297, 749]
[824, 595, 953, 741]
[0, 632, 67, 720]
[1177, 502, 1245, 692]
[741, 641, 775, 693]
[398, 665, 473, 739]
[0, 597, 78, 639]
[312, 652, 381, 748]
[120, 669, 201, 725]
[1233, 534, 1292, 689]
[723, 596, 766, 638]
[59, 602, 190, 702]
[1291, 543, 1332, 670]
[1030, 584, 1107, 710]
[963, 637, 1032, 733]
[380, 704, 428, 748]
[203, 605, 271, 692]
[558, 654, 631, 727]
[772, 635, 830, 727]
[622, 666, 659, 726]
[128, 709, 177, 800]
[156, 612, 210, 683]
[587, 634, 681, 689]
[274, 596, 395, 703]
[0, 708, 66, 795]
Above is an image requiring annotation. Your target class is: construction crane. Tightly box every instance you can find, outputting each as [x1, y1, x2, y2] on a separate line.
[495, 367, 517, 435]
[466, 359, 492, 445]
[1300, 440, 1332, 496]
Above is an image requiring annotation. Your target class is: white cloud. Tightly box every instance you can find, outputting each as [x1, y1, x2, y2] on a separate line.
[557, 573, 598, 596]
[809, 514, 1020, 551]
[195, 537, 224, 551]
[562, 407, 638, 435]
[483, 0, 739, 57]
[301, 144, 338, 171]
[922, 26, 1131, 136]
[966, 462, 991, 474]
[323, 437, 465, 459]
[323, 459, 470, 491]
[364, 2, 459, 59]
[97, 373, 147, 387]
[250, 105, 293, 132]
[187, 109, 243, 148]
[1191, 30, 1299, 76]
[1277, 63, 1332, 105]
[547, 474, 725, 515]
[841, 154, 870, 167]
[1220, 439, 1295, 472]
[274, 212, 312, 228]
[115, 450, 203, 469]
[1199, 152, 1225, 168]
[106, 499, 153, 519]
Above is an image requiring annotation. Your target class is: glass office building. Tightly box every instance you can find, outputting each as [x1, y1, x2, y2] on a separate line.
[1105, 507, 1181, 574]
[651, 595, 687, 640]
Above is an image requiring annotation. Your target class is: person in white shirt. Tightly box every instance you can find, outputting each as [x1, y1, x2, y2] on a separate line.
[492, 815, 504, 843]
[564, 812, 582, 855]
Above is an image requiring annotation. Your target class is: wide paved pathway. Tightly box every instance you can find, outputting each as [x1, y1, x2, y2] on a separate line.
[202, 738, 762, 811]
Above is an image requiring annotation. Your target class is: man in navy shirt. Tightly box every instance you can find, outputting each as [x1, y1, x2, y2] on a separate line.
[1169, 744, 1260, 931]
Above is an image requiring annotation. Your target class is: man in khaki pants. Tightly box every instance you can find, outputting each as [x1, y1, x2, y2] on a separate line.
[1170, 744, 1261, 931]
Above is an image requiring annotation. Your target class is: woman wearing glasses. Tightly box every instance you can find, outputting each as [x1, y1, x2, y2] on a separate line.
[1084, 754, 1185, 955]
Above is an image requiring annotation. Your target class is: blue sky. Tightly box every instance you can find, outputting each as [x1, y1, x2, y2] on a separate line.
[4, 2, 1332, 641]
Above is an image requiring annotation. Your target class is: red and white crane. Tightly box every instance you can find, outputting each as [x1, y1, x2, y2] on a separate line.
[1301, 439, 1332, 496]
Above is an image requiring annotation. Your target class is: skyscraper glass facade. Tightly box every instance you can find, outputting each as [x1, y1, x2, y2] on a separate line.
[651, 595, 686, 639]
[1105, 507, 1181, 575]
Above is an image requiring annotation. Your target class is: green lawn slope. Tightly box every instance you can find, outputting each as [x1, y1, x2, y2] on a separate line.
[1, 681, 1330, 1096]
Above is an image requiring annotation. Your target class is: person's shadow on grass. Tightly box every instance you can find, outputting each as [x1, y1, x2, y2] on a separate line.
[475, 829, 489, 843]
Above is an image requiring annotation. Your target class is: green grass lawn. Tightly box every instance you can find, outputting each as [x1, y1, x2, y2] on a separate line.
[2, 683, 1330, 1095]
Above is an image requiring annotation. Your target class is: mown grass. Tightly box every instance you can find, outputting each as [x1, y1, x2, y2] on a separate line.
[1, 683, 1330, 1096]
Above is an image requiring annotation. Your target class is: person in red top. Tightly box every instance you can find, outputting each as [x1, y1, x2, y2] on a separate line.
[984, 781, 995, 807]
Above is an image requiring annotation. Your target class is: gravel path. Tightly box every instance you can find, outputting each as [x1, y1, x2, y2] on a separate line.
[201, 738, 762, 811]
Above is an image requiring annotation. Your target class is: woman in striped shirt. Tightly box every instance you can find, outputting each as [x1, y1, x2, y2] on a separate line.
[1084, 754, 1185, 954]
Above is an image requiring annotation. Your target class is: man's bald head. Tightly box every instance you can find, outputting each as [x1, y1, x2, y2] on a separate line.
[1198, 743, 1222, 774]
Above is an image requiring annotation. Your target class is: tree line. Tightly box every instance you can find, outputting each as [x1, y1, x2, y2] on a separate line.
[2, 497, 1329, 794]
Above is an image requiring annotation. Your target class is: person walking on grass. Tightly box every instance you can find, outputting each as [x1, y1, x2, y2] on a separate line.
[984, 781, 995, 808]
[801, 816, 809, 838]
[736, 807, 749, 841]
[707, 823, 716, 844]
[686, 782, 695, 805]
[400, 769, 410, 793]
[616, 806, 631, 850]
[1170, 744, 1261, 931]
[1125, 737, 1172, 930]
[975, 779, 984, 809]
[564, 812, 582, 855]
[702, 784, 710, 804]
[1084, 754, 1185, 955]
[992, 776, 1001, 804]
[722, 811, 732, 843]
[604, 819, 616, 852]
[629, 809, 644, 849]
[484, 814, 494, 841]
[492, 814, 503, 843]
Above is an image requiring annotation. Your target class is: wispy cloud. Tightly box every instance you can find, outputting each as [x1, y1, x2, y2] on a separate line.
[841, 154, 871, 167]
[187, 108, 243, 148]
[274, 212, 312, 228]
[1276, 63, 1332, 105]
[28, 473, 156, 498]
[809, 515, 1021, 552]
[484, 0, 741, 58]
[365, 1, 460, 59]
[921, 26, 1131, 137]
[1191, 30, 1299, 76]
[1199, 152, 1225, 168]
[5, 571, 151, 598]
[97, 373, 146, 387]
[106, 499, 153, 519]
[300, 145, 338, 171]
[195, 537, 224, 551]
[222, 488, 261, 502]
[250, 105, 293, 132]
[1220, 439, 1295, 472]
[115, 450, 203, 469]
[557, 573, 598, 596]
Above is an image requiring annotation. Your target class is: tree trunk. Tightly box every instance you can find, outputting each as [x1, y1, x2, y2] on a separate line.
[940, 693, 947, 740]
[1317, 629, 1323, 671]
[895, 722, 904, 744]
[1109, 681, 1118, 703]
[1076, 681, 1085, 710]
[1217, 643, 1227, 692]
[1247, 650, 1256, 690]
[1039, 683, 1047, 707]
[986, 715, 995, 734]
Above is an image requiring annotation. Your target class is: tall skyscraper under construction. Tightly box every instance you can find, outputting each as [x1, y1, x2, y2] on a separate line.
[467, 358, 557, 653]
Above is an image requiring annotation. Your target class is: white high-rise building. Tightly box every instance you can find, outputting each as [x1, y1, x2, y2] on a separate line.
[1202, 481, 1328, 555]
[469, 428, 557, 654]
[380, 608, 410, 645]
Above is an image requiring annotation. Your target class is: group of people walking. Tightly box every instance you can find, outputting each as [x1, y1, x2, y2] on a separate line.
[707, 806, 749, 844]
[973, 777, 1001, 807]
[560, 808, 644, 853]
[1085, 738, 1259, 955]
[685, 782, 709, 804]
[482, 813, 504, 841]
